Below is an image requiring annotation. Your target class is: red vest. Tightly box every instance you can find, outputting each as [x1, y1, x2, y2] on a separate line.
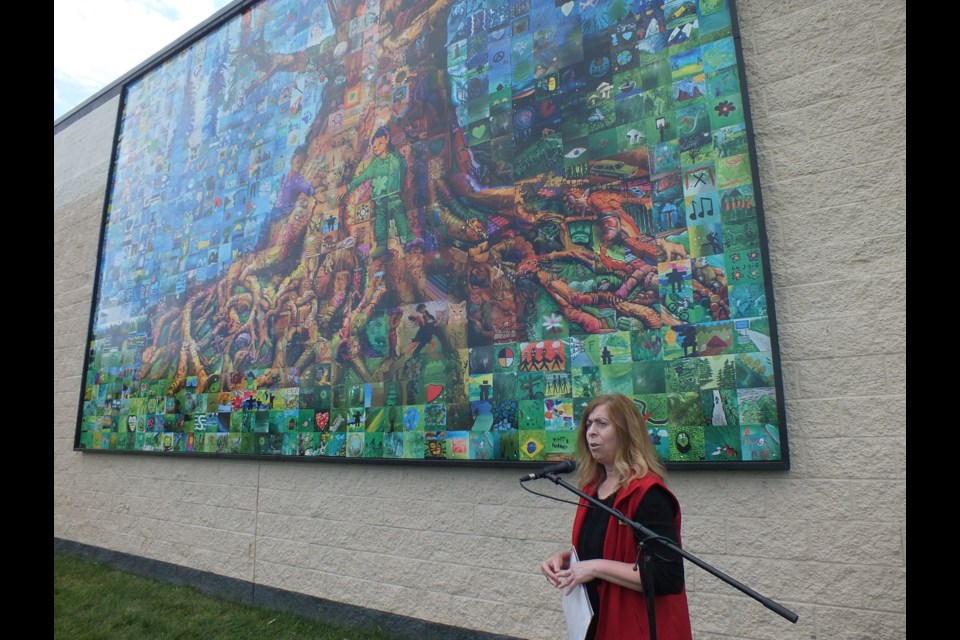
[571, 474, 693, 640]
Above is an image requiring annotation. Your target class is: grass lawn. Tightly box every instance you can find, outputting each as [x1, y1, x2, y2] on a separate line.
[54, 552, 403, 640]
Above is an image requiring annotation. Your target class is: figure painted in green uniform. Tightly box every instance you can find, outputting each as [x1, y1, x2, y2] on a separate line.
[338, 126, 414, 259]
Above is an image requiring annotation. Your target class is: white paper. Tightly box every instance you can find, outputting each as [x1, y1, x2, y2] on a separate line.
[562, 548, 594, 640]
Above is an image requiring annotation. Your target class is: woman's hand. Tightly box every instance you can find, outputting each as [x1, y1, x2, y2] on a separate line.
[556, 560, 599, 595]
[558, 559, 645, 595]
[540, 549, 571, 588]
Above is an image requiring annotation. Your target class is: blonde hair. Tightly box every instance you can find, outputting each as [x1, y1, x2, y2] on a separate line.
[576, 393, 667, 489]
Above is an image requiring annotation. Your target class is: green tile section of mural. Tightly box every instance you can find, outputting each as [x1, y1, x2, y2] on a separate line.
[79, 0, 782, 463]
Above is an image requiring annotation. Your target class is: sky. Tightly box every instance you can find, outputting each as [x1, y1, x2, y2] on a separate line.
[54, 0, 235, 121]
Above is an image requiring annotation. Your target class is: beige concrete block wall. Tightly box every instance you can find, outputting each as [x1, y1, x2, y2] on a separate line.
[53, 1, 906, 638]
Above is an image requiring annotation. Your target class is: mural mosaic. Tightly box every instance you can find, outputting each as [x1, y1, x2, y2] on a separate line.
[77, 0, 787, 466]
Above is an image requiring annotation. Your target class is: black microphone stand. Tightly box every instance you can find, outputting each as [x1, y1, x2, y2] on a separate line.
[541, 471, 798, 640]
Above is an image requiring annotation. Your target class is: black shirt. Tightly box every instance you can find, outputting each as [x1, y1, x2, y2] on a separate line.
[577, 484, 685, 640]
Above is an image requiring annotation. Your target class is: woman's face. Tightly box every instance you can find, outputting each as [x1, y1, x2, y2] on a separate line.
[585, 403, 619, 467]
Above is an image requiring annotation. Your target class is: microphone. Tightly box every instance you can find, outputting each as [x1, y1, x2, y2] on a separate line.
[520, 459, 576, 482]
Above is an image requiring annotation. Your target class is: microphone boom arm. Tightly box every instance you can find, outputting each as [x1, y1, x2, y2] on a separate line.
[541, 472, 799, 627]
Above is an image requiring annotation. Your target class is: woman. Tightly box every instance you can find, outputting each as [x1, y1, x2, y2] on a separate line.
[540, 393, 692, 640]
